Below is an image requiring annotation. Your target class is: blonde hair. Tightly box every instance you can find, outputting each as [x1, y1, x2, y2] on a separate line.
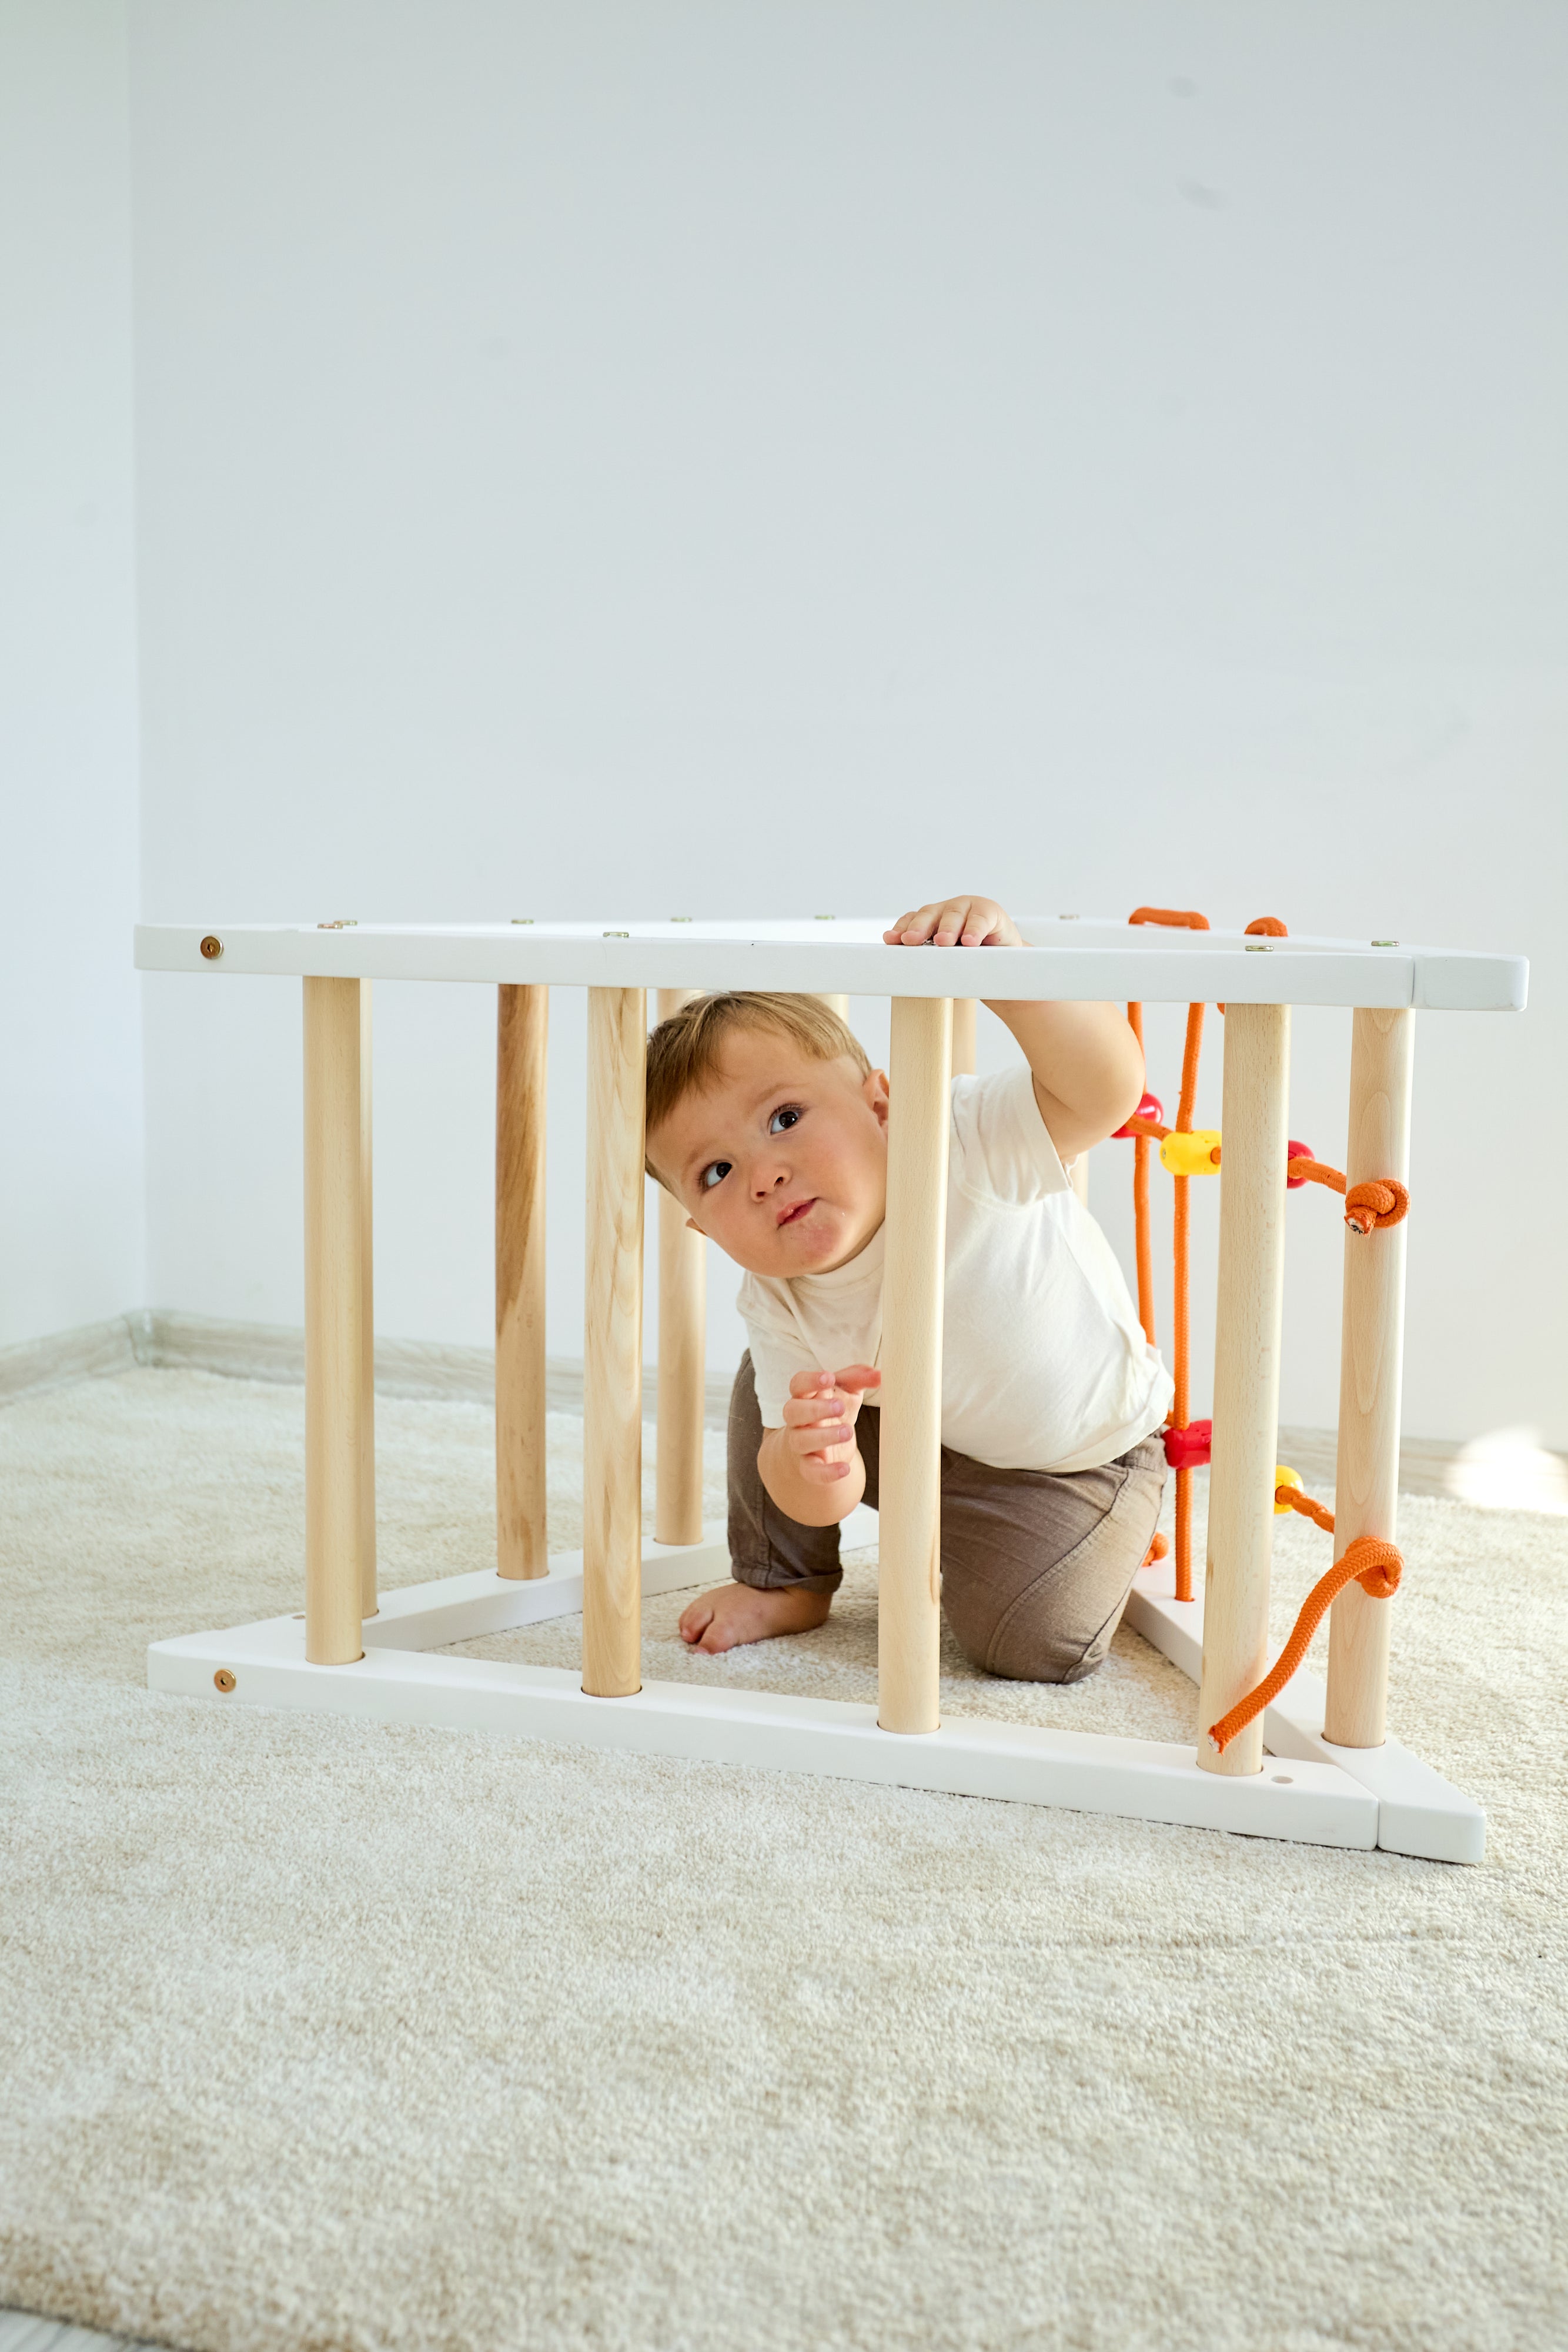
[645, 993, 870, 1180]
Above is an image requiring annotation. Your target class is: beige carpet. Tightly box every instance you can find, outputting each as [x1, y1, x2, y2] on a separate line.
[1, 1368, 1565, 2352]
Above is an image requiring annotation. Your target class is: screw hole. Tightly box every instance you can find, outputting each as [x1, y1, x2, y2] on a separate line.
[199, 934, 223, 960]
[214, 1669, 236, 1692]
[1272, 1773, 1293, 1784]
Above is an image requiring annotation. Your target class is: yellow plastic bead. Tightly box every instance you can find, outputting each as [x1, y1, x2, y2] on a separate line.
[1158, 1128, 1222, 1176]
[1274, 1464, 1303, 1515]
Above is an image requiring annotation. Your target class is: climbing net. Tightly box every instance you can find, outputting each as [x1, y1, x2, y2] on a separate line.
[1115, 906, 1410, 1755]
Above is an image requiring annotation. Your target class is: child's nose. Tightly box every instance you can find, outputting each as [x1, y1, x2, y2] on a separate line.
[750, 1160, 790, 1200]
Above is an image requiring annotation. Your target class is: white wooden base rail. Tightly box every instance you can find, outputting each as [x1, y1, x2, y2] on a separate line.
[136, 916, 1525, 1859]
[148, 1591, 1377, 1851]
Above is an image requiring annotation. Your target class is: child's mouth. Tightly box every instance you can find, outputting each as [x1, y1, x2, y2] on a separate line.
[776, 1198, 815, 1228]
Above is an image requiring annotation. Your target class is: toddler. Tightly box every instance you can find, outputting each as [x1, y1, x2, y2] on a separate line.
[643, 893, 1172, 1683]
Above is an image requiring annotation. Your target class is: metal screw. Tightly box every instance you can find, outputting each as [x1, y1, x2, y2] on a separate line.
[1058, 913, 1080, 921]
[671, 916, 694, 923]
[814, 914, 835, 921]
[511, 917, 534, 925]
[199, 934, 223, 960]
[1372, 938, 1399, 947]
[214, 1669, 236, 1692]
[317, 919, 358, 929]
[603, 930, 629, 938]
[1244, 941, 1272, 952]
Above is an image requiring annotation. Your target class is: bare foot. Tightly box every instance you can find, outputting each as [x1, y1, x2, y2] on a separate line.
[678, 1581, 833, 1653]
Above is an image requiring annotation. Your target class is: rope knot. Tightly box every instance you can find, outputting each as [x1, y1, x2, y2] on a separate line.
[1344, 1178, 1409, 1235]
[1346, 1536, 1403, 1601]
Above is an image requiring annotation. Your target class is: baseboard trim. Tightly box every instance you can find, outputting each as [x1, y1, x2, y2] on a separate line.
[0, 1308, 737, 1429]
[0, 1314, 142, 1403]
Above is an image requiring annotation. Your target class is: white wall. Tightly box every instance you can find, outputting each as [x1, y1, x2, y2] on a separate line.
[0, 0, 144, 1348]
[130, 1, 1568, 1445]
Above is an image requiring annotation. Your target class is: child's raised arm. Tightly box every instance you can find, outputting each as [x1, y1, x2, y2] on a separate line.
[884, 894, 1144, 1164]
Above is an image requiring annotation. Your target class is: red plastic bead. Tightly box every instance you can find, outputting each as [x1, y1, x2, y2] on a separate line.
[1164, 1418, 1212, 1470]
[1286, 1140, 1313, 1190]
[1114, 1090, 1164, 1140]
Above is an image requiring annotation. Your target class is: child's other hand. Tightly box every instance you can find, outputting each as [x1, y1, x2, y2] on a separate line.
[884, 896, 1021, 949]
[781, 1365, 881, 1484]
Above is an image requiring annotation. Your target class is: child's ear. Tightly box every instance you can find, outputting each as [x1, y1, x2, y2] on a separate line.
[862, 1067, 891, 1131]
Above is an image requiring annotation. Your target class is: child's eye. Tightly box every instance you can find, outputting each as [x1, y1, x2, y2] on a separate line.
[769, 1106, 803, 1135]
[700, 1161, 731, 1191]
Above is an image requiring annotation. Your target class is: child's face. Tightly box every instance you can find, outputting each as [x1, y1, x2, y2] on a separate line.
[649, 1028, 890, 1278]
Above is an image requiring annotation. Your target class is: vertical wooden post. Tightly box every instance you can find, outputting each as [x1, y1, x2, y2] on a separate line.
[497, 985, 550, 1578]
[583, 987, 646, 1696]
[950, 998, 977, 1078]
[1197, 1003, 1290, 1775]
[304, 977, 366, 1666]
[1324, 1008, 1415, 1746]
[359, 983, 377, 1616]
[1069, 1149, 1091, 1208]
[878, 996, 952, 1735]
[817, 993, 850, 1021]
[654, 988, 707, 1545]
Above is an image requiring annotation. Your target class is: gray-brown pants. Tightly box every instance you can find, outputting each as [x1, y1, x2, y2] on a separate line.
[727, 1352, 1167, 1685]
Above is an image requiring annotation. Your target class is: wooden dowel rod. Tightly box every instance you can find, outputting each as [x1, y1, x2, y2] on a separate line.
[1069, 1147, 1091, 1208]
[1324, 1008, 1415, 1747]
[878, 995, 952, 1736]
[817, 993, 850, 1020]
[654, 988, 707, 1545]
[950, 998, 977, 1078]
[359, 982, 377, 1617]
[303, 976, 366, 1666]
[1197, 1003, 1290, 1775]
[496, 984, 550, 1578]
[583, 986, 646, 1696]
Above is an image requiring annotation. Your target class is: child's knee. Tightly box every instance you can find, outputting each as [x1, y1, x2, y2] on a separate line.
[945, 1582, 1122, 1685]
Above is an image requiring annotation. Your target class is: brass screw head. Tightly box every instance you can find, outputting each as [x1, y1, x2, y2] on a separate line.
[511, 917, 534, 925]
[1372, 938, 1399, 947]
[200, 935, 223, 960]
[213, 1668, 236, 1692]
[603, 929, 629, 938]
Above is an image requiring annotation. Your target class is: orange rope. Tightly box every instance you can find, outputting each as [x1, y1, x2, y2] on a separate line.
[1206, 1486, 1403, 1755]
[1283, 1161, 1410, 1235]
[1275, 1484, 1336, 1536]
[1170, 1003, 1205, 1599]
[1126, 1004, 1155, 1346]
[1128, 907, 1211, 1605]
[1129, 906, 1212, 933]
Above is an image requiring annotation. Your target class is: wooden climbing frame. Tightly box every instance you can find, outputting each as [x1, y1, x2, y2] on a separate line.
[138, 917, 1526, 1861]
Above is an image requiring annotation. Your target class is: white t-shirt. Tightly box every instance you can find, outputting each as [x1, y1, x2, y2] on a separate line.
[736, 1064, 1172, 1475]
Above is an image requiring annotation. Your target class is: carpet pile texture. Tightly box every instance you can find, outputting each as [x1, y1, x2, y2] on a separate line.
[2, 1368, 1565, 2352]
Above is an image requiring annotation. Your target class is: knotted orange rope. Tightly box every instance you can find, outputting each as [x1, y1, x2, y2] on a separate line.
[1282, 1161, 1410, 1235]
[1128, 907, 1211, 1602]
[1205, 1486, 1404, 1755]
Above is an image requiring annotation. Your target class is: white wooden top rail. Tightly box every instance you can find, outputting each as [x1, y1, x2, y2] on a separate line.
[135, 917, 1527, 1011]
